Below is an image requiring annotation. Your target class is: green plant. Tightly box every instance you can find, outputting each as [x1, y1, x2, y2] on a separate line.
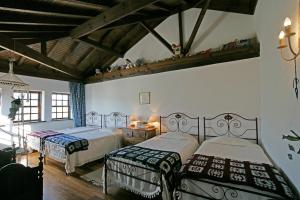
[8, 98, 22, 120]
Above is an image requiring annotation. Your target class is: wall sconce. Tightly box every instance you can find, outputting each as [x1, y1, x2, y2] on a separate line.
[278, 17, 299, 99]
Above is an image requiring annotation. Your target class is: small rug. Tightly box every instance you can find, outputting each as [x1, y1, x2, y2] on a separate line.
[81, 167, 103, 187]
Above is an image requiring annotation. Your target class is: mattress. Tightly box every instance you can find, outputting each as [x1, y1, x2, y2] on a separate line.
[105, 132, 199, 200]
[177, 136, 280, 200]
[45, 128, 122, 173]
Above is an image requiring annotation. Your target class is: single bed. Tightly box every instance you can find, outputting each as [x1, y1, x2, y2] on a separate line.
[104, 112, 200, 200]
[44, 112, 128, 174]
[175, 113, 296, 200]
[27, 111, 103, 152]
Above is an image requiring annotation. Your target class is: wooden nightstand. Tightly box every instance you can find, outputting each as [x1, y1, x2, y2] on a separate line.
[121, 127, 156, 146]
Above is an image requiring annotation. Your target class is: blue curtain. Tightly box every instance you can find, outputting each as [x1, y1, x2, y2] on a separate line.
[69, 82, 86, 127]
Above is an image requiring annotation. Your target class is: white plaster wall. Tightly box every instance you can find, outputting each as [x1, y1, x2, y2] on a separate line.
[255, 0, 300, 191]
[112, 8, 256, 66]
[0, 73, 73, 132]
[86, 57, 260, 130]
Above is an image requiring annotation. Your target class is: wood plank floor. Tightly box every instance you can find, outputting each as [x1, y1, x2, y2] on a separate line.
[20, 152, 161, 200]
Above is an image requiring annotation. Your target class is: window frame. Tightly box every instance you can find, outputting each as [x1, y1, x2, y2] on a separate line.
[51, 92, 71, 120]
[13, 90, 42, 123]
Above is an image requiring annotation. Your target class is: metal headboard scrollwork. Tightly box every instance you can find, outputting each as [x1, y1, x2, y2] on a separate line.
[104, 112, 128, 128]
[160, 112, 200, 143]
[204, 113, 258, 144]
[85, 111, 102, 128]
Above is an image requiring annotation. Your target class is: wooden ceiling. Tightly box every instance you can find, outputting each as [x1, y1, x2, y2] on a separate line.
[0, 0, 258, 83]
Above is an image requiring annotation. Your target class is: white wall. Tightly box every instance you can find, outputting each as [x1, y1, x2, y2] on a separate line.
[86, 57, 260, 129]
[255, 0, 300, 191]
[112, 8, 256, 66]
[0, 73, 73, 133]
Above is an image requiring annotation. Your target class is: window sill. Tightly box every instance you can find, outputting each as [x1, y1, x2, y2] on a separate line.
[51, 119, 73, 122]
[13, 121, 46, 125]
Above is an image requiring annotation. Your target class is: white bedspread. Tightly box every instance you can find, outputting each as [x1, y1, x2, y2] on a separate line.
[105, 132, 199, 200]
[177, 137, 277, 200]
[27, 126, 102, 151]
[44, 128, 122, 173]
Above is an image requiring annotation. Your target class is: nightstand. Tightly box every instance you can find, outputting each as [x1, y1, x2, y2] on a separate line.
[122, 127, 156, 146]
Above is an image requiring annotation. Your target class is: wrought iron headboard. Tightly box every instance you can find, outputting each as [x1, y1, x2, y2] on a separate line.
[85, 111, 102, 128]
[204, 113, 258, 144]
[160, 112, 200, 143]
[103, 112, 128, 128]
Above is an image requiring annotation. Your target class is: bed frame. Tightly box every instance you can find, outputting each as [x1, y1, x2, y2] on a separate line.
[0, 146, 43, 200]
[204, 113, 258, 144]
[174, 113, 291, 200]
[104, 112, 200, 199]
[85, 111, 102, 127]
[103, 112, 128, 128]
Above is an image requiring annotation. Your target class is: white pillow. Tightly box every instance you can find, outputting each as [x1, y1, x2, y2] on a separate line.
[206, 136, 254, 147]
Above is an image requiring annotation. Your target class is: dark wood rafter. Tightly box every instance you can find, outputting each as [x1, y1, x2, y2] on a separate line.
[0, 1, 101, 17]
[184, 0, 211, 54]
[0, 60, 79, 82]
[77, 37, 124, 58]
[140, 21, 174, 54]
[40, 40, 47, 56]
[86, 43, 260, 83]
[178, 10, 184, 48]
[50, 0, 110, 11]
[70, 0, 160, 38]
[0, 33, 81, 79]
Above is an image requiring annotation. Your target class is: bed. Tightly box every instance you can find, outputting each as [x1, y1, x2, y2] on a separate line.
[43, 112, 128, 174]
[27, 111, 103, 152]
[174, 113, 296, 200]
[0, 144, 43, 200]
[104, 112, 200, 200]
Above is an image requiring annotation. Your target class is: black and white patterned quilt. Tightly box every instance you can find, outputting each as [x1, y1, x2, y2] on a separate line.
[45, 134, 89, 155]
[109, 145, 182, 189]
[179, 154, 295, 199]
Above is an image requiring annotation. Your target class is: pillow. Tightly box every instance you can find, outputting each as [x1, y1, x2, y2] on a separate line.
[206, 136, 255, 147]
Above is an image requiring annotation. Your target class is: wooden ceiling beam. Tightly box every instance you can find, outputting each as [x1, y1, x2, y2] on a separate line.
[77, 37, 124, 58]
[70, 0, 160, 38]
[2, 31, 69, 39]
[140, 21, 174, 54]
[0, 13, 84, 26]
[0, 1, 99, 17]
[0, 33, 82, 80]
[52, 0, 110, 11]
[0, 24, 73, 32]
[184, 0, 211, 54]
[0, 60, 80, 82]
[0, 5, 92, 19]
[178, 10, 184, 49]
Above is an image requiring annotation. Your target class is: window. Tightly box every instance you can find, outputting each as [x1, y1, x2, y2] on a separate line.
[13, 91, 41, 122]
[51, 93, 70, 120]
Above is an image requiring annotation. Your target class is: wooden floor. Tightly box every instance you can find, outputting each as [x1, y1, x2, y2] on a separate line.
[20, 152, 161, 200]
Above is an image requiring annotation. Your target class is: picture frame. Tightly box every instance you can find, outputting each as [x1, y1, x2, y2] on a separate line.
[139, 92, 150, 105]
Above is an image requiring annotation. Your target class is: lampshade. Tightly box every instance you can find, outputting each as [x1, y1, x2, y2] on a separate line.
[129, 115, 138, 122]
[148, 115, 159, 123]
[0, 59, 29, 89]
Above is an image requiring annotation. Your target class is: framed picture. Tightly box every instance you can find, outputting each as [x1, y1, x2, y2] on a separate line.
[139, 92, 150, 105]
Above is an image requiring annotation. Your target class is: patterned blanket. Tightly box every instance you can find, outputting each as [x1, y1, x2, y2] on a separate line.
[179, 154, 295, 199]
[28, 130, 61, 139]
[109, 145, 182, 190]
[45, 134, 89, 155]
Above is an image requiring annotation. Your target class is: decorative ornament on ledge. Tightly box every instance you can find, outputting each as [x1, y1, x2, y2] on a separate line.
[278, 17, 299, 99]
